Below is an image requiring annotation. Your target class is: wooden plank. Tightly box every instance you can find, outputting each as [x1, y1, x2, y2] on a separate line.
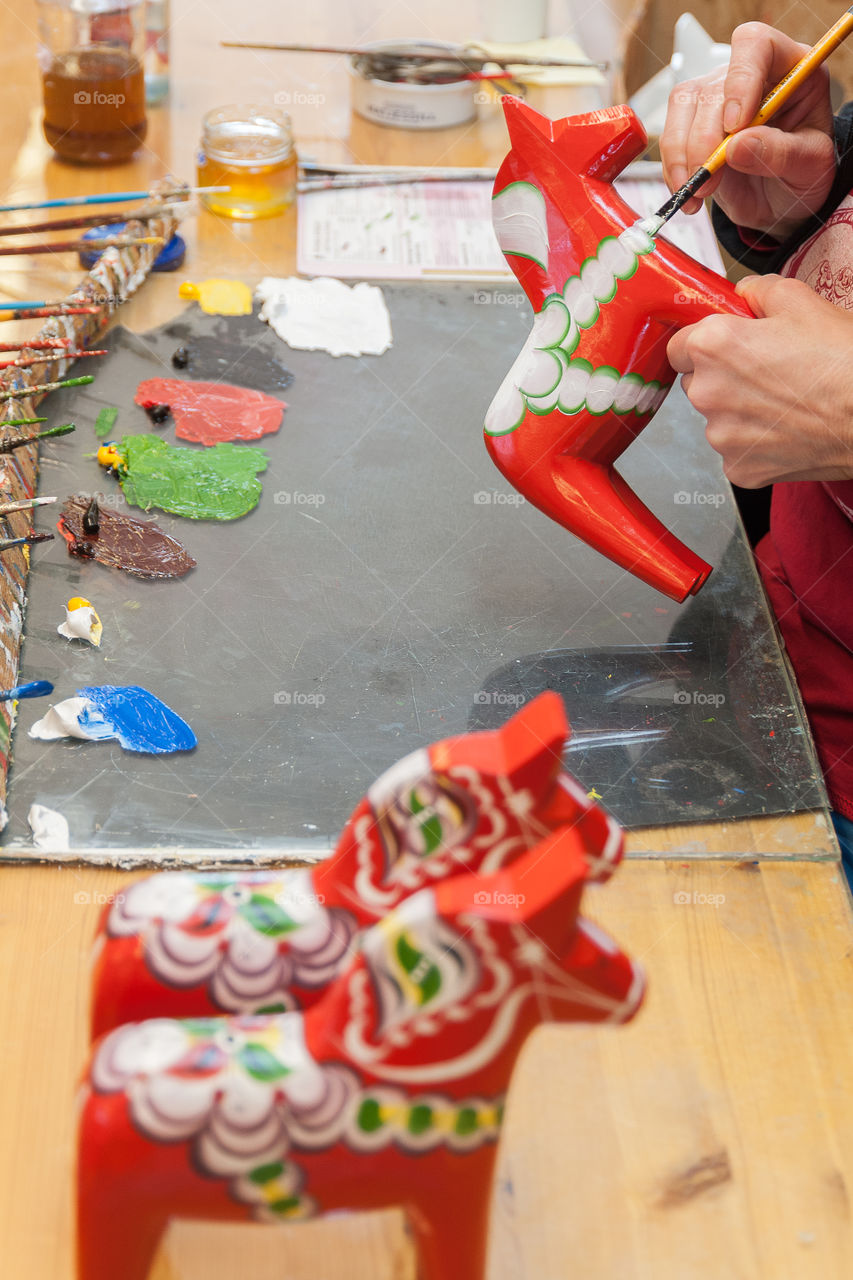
[4, 861, 853, 1280]
[489, 859, 853, 1279]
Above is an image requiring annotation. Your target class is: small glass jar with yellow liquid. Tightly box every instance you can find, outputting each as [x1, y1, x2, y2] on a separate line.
[197, 105, 297, 220]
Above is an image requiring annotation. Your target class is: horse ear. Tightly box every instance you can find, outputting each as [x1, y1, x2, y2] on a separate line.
[501, 97, 648, 184]
[434, 826, 587, 954]
[442, 690, 569, 781]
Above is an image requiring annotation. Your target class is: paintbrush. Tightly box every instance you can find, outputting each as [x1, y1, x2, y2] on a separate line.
[0, 680, 54, 699]
[0, 305, 102, 322]
[298, 171, 497, 192]
[0, 350, 106, 371]
[0, 532, 54, 551]
[2, 418, 47, 426]
[0, 338, 71, 351]
[642, 4, 853, 236]
[0, 186, 229, 214]
[300, 160, 497, 177]
[0, 377, 92, 399]
[0, 301, 98, 311]
[221, 40, 607, 69]
[0, 423, 75, 451]
[0, 495, 56, 516]
[0, 203, 185, 239]
[0, 235, 165, 259]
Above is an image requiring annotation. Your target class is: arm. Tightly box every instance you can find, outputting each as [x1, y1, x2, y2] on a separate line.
[661, 22, 853, 488]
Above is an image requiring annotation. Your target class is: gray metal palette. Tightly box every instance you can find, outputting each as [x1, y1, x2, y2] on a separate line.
[0, 285, 825, 858]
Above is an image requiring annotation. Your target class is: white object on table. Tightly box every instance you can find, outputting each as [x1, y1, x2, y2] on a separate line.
[255, 277, 393, 357]
[482, 0, 548, 44]
[630, 13, 731, 138]
[297, 175, 724, 281]
[297, 181, 512, 281]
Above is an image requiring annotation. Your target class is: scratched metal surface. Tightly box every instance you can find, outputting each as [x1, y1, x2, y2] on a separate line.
[0, 287, 826, 857]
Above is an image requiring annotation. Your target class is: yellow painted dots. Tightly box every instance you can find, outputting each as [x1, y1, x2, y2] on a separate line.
[179, 277, 253, 316]
[97, 443, 125, 469]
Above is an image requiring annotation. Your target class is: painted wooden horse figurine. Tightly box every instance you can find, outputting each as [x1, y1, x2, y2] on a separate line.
[90, 691, 622, 1036]
[78, 826, 643, 1280]
[485, 98, 754, 601]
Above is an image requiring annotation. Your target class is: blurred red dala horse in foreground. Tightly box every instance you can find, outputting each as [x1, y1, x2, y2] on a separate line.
[78, 693, 643, 1280]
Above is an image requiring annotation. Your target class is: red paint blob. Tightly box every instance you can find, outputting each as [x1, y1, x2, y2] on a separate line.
[135, 378, 285, 446]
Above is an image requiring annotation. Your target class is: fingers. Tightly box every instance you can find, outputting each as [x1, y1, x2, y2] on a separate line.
[666, 323, 697, 373]
[735, 273, 822, 318]
[661, 71, 727, 203]
[667, 313, 744, 374]
[723, 23, 811, 132]
[725, 122, 837, 193]
[659, 21, 833, 225]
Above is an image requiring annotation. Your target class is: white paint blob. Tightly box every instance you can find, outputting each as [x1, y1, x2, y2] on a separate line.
[492, 181, 549, 270]
[255, 276, 393, 358]
[29, 697, 104, 743]
[57, 599, 102, 647]
[28, 803, 70, 853]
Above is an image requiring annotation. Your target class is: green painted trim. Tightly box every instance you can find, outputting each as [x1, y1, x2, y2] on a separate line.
[503, 249, 547, 272]
[538, 295, 571, 349]
[525, 392, 561, 416]
[586, 365, 622, 417]
[580, 247, 618, 305]
[491, 179, 545, 200]
[611, 370, 645, 416]
[520, 348, 563, 400]
[484, 398, 527, 437]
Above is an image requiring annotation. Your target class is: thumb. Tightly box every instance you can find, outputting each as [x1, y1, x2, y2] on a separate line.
[735, 272, 813, 318]
[725, 124, 835, 191]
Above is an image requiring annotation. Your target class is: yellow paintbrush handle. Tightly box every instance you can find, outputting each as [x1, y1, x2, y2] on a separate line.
[705, 5, 853, 175]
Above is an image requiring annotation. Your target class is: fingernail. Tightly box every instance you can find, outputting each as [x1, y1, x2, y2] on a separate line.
[723, 101, 741, 133]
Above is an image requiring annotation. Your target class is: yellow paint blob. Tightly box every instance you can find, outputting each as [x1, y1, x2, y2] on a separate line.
[97, 443, 125, 469]
[58, 601, 102, 647]
[179, 278, 253, 316]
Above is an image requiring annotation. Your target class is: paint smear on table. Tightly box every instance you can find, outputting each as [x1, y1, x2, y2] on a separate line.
[58, 494, 197, 577]
[161, 325, 294, 391]
[29, 685, 197, 754]
[179, 278, 253, 315]
[116, 435, 268, 520]
[28, 803, 70, 853]
[57, 596, 102, 646]
[95, 406, 119, 438]
[134, 377, 285, 445]
[256, 275, 393, 357]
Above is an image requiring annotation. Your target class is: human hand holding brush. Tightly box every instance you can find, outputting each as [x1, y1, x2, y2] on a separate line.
[661, 22, 837, 241]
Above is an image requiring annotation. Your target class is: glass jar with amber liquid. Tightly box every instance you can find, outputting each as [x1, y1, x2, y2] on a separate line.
[197, 105, 297, 220]
[37, 0, 147, 165]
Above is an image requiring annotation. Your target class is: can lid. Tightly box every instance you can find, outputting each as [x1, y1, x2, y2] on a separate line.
[68, 0, 140, 13]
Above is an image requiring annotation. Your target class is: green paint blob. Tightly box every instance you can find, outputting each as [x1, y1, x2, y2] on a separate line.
[455, 1107, 478, 1136]
[248, 1161, 285, 1186]
[358, 1098, 383, 1133]
[408, 1104, 433, 1135]
[118, 434, 268, 520]
[95, 406, 119, 438]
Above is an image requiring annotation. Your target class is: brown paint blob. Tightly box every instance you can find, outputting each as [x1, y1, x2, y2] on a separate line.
[58, 495, 196, 579]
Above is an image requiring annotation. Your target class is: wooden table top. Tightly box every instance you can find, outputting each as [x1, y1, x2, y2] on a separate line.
[0, 4, 849, 1278]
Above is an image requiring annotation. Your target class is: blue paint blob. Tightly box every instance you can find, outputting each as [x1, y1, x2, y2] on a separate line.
[77, 685, 197, 754]
[0, 680, 54, 701]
